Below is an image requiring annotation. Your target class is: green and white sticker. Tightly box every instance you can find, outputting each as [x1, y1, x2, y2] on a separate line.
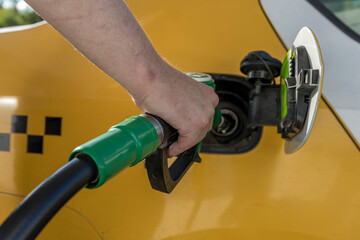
[186, 72, 212, 82]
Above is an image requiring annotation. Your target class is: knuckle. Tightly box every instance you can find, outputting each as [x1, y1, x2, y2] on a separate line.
[214, 98, 219, 107]
[211, 92, 219, 106]
[197, 116, 208, 127]
[208, 107, 215, 116]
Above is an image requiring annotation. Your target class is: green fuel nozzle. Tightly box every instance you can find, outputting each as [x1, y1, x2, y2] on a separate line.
[70, 114, 168, 188]
[69, 73, 221, 191]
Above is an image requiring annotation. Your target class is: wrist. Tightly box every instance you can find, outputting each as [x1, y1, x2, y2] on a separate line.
[125, 54, 171, 103]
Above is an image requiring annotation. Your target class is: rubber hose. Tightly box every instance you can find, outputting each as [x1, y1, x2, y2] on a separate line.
[0, 157, 97, 240]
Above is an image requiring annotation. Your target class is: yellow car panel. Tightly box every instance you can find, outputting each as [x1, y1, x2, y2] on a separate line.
[0, 1, 359, 239]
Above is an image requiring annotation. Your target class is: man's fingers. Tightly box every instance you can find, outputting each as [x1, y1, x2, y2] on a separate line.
[207, 114, 215, 133]
[168, 115, 214, 157]
[168, 135, 193, 157]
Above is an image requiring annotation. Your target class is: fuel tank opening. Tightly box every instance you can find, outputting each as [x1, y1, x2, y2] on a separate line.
[201, 74, 263, 154]
[204, 28, 323, 155]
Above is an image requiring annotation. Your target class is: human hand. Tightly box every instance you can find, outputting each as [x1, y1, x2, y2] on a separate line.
[131, 64, 219, 157]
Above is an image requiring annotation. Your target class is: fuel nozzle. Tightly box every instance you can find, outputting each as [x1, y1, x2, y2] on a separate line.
[69, 73, 221, 192]
[145, 73, 221, 193]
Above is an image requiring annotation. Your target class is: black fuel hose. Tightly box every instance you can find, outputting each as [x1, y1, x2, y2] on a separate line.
[0, 156, 97, 240]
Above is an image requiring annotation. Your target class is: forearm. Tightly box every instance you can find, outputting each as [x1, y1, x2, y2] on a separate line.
[26, 0, 219, 157]
[26, 0, 166, 98]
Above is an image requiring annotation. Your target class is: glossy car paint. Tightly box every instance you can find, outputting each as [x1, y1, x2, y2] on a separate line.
[0, 1, 359, 239]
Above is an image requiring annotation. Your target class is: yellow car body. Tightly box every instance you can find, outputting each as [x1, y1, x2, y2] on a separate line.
[0, 1, 359, 239]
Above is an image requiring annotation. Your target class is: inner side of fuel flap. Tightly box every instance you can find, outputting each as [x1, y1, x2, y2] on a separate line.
[201, 73, 263, 154]
[279, 46, 319, 140]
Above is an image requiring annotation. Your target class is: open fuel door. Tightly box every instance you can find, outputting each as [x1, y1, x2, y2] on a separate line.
[281, 27, 324, 153]
[233, 27, 324, 154]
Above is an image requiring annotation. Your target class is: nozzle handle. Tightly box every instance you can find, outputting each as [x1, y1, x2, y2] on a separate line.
[144, 108, 221, 194]
[141, 114, 199, 194]
[145, 143, 200, 194]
